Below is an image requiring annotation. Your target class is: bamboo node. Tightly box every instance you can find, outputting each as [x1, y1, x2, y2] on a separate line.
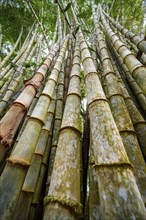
[92, 162, 134, 169]
[44, 196, 82, 214]
[8, 157, 30, 167]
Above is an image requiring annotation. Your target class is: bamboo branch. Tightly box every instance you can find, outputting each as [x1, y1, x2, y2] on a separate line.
[26, 0, 50, 50]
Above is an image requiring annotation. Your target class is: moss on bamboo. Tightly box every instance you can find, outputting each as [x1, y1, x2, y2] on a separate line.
[78, 24, 146, 218]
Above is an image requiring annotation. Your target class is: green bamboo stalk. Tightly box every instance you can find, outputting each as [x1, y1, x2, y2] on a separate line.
[100, 8, 146, 96]
[111, 61, 146, 158]
[44, 40, 82, 219]
[57, 5, 63, 42]
[88, 165, 100, 220]
[0, 37, 68, 219]
[95, 22, 146, 204]
[0, 84, 45, 175]
[78, 25, 146, 218]
[0, 27, 23, 69]
[110, 43, 146, 113]
[0, 41, 29, 85]
[103, 9, 146, 55]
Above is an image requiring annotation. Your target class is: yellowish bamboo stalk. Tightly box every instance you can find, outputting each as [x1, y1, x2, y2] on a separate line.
[45, 67, 65, 194]
[13, 97, 56, 219]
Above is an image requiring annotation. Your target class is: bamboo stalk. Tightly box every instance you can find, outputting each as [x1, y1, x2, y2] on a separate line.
[78, 25, 146, 218]
[110, 60, 146, 159]
[26, 0, 50, 50]
[64, 32, 73, 105]
[45, 66, 65, 195]
[57, 5, 63, 42]
[109, 42, 146, 113]
[0, 44, 57, 162]
[0, 25, 37, 80]
[0, 27, 23, 69]
[100, 8, 146, 96]
[95, 21, 146, 204]
[0, 37, 68, 219]
[13, 97, 56, 220]
[44, 40, 82, 219]
[103, 8, 146, 55]
[0, 29, 38, 114]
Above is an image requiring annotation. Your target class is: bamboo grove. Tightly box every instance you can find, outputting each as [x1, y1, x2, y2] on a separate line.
[0, 0, 146, 219]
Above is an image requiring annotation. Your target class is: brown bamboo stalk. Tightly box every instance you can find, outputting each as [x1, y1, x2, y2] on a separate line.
[44, 40, 82, 219]
[0, 45, 58, 160]
[0, 37, 68, 220]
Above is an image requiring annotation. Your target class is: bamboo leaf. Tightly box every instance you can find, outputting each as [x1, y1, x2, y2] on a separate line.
[63, 3, 72, 13]
[88, 46, 96, 53]
[74, 26, 80, 35]
[82, 29, 91, 34]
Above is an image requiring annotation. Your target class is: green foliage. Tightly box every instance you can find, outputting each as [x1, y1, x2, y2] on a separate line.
[0, 0, 34, 45]
[0, 0, 144, 54]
